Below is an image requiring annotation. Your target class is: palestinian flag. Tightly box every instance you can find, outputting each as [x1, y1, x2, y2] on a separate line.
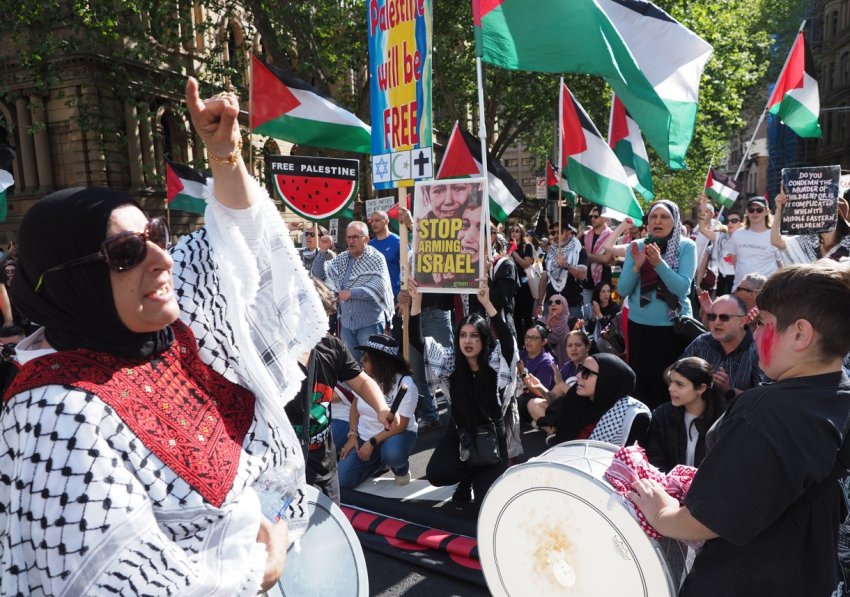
[250, 56, 371, 153]
[0, 170, 12, 222]
[767, 32, 822, 138]
[560, 82, 643, 224]
[608, 95, 654, 201]
[166, 160, 208, 215]
[472, 0, 713, 170]
[546, 160, 577, 205]
[704, 168, 739, 209]
[436, 122, 525, 222]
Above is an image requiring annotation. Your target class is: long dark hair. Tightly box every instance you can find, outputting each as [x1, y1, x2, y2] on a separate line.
[365, 351, 413, 395]
[664, 357, 724, 425]
[591, 280, 613, 307]
[454, 312, 495, 375]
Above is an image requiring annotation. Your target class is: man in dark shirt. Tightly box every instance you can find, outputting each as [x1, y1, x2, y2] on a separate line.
[630, 261, 850, 596]
[537, 221, 587, 319]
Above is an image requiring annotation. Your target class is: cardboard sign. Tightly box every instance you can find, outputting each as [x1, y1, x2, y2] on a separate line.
[780, 165, 840, 235]
[365, 196, 396, 218]
[412, 178, 486, 294]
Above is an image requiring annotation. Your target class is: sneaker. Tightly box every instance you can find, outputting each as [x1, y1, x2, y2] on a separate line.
[451, 480, 472, 505]
[394, 472, 411, 486]
[417, 418, 442, 433]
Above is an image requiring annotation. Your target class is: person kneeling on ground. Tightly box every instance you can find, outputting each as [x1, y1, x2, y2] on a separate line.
[337, 335, 417, 489]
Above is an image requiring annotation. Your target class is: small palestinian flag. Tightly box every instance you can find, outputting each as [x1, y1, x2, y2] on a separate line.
[166, 160, 208, 215]
[559, 81, 643, 224]
[704, 168, 739, 209]
[767, 32, 822, 138]
[436, 122, 525, 222]
[251, 56, 371, 153]
[0, 170, 12, 222]
[608, 95, 654, 201]
[546, 160, 576, 205]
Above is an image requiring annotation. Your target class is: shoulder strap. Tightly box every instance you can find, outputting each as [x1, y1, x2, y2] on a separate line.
[300, 349, 317, 461]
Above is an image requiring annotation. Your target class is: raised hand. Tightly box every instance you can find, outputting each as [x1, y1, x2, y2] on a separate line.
[185, 77, 241, 162]
[630, 241, 647, 270]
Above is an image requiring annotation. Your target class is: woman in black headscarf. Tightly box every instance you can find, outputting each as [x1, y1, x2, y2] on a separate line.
[534, 353, 650, 447]
[0, 80, 327, 595]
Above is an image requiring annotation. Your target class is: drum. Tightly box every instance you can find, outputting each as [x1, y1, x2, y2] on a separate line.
[477, 440, 690, 596]
[264, 485, 369, 597]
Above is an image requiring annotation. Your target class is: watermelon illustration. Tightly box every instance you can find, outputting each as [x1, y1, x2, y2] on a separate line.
[268, 155, 359, 221]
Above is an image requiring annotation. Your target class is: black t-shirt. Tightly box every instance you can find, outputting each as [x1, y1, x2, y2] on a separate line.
[284, 335, 361, 484]
[682, 372, 850, 596]
[546, 248, 588, 307]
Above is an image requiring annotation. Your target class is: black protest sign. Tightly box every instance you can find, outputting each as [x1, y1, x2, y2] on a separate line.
[780, 166, 840, 235]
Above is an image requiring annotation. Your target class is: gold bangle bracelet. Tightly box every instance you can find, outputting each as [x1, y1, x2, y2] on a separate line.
[208, 137, 243, 166]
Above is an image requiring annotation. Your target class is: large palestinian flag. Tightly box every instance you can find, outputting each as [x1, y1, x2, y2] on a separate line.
[608, 95, 654, 201]
[767, 32, 822, 138]
[560, 82, 643, 224]
[472, 0, 713, 170]
[436, 122, 525, 222]
[250, 56, 372, 153]
[704, 168, 739, 209]
[166, 160, 208, 215]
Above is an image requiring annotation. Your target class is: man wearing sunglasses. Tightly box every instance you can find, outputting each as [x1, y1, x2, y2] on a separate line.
[299, 224, 333, 271]
[726, 196, 781, 290]
[681, 294, 765, 402]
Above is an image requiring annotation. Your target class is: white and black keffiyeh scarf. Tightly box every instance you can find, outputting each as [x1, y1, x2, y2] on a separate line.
[797, 233, 850, 263]
[546, 237, 581, 293]
[323, 244, 394, 324]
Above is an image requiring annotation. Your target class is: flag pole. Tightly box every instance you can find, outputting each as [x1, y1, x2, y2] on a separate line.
[732, 20, 807, 186]
[399, 186, 410, 360]
[558, 79, 565, 233]
[475, 58, 490, 283]
[695, 154, 716, 291]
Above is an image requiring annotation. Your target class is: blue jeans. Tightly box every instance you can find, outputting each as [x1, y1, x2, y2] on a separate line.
[340, 322, 384, 362]
[337, 430, 417, 489]
[330, 418, 350, 454]
[413, 309, 454, 422]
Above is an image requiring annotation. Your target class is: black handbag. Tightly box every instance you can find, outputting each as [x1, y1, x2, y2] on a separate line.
[459, 422, 502, 467]
[672, 314, 706, 342]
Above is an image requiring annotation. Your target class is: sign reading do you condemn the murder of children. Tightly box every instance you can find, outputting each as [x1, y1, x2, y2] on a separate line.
[367, 0, 434, 190]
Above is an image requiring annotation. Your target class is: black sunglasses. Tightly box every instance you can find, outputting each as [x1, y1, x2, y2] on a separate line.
[304, 231, 316, 238]
[589, 214, 600, 219]
[548, 298, 562, 306]
[577, 364, 599, 379]
[706, 313, 745, 322]
[747, 207, 764, 214]
[36, 217, 172, 293]
[727, 218, 741, 224]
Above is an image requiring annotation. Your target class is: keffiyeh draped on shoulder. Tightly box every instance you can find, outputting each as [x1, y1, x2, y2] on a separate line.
[546, 237, 582, 293]
[323, 245, 394, 324]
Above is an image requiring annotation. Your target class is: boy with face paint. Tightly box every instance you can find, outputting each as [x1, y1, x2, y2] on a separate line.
[630, 261, 850, 597]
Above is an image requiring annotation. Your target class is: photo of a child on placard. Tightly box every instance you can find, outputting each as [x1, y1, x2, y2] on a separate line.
[412, 178, 486, 293]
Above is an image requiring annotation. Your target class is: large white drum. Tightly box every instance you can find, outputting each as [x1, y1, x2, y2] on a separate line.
[264, 485, 369, 597]
[478, 440, 690, 596]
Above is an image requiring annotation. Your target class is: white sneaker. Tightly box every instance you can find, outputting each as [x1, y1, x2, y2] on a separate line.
[394, 472, 411, 486]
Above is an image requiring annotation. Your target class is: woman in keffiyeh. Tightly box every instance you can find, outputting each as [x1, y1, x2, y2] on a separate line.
[616, 200, 696, 409]
[0, 80, 326, 596]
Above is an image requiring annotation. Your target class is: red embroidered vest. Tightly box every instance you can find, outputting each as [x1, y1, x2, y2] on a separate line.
[5, 320, 255, 508]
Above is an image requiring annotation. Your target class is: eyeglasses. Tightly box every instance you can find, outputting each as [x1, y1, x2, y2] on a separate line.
[589, 214, 600, 219]
[346, 235, 365, 241]
[727, 218, 741, 224]
[304, 231, 316, 238]
[747, 207, 765, 214]
[706, 313, 745, 322]
[35, 217, 172, 293]
[577, 364, 599, 379]
[736, 286, 755, 294]
[548, 299, 562, 306]
[524, 334, 543, 341]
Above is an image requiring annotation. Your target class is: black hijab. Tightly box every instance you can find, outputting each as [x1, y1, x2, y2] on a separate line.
[551, 353, 636, 443]
[11, 187, 174, 359]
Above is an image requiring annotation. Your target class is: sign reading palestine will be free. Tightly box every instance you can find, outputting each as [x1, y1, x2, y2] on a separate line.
[367, 0, 434, 190]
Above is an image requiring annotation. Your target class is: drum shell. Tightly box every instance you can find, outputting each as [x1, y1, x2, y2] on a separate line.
[477, 440, 691, 597]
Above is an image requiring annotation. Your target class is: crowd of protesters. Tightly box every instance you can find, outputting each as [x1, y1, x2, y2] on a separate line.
[2, 98, 850, 597]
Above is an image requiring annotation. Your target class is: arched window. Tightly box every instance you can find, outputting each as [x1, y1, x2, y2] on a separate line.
[156, 106, 189, 169]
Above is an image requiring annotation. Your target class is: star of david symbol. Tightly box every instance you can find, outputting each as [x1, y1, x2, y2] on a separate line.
[375, 156, 390, 178]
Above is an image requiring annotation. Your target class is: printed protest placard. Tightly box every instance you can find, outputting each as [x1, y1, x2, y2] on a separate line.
[367, 0, 433, 190]
[412, 178, 486, 293]
[269, 155, 359, 222]
[365, 196, 396, 217]
[781, 165, 840, 235]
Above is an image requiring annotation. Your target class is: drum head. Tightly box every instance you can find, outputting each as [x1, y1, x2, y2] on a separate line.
[266, 486, 369, 597]
[478, 440, 679, 597]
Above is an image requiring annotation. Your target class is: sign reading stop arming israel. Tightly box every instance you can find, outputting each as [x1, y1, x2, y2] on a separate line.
[367, 0, 433, 190]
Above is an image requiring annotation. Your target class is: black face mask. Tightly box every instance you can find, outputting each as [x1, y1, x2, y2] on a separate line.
[12, 187, 174, 359]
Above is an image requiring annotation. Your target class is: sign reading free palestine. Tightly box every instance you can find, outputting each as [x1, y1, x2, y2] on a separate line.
[367, 0, 434, 190]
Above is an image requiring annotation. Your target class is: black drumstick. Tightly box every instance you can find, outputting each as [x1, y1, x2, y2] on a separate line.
[386, 383, 409, 423]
